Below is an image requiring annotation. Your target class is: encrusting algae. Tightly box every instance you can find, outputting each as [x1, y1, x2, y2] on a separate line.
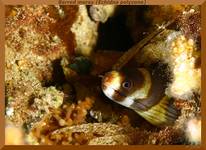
[5, 5, 201, 145]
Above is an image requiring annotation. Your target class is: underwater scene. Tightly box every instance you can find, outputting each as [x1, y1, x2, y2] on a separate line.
[5, 5, 201, 145]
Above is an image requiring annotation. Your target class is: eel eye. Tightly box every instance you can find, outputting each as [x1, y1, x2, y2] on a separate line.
[122, 80, 132, 89]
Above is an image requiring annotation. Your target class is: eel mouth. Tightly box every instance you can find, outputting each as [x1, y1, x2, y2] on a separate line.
[102, 82, 127, 103]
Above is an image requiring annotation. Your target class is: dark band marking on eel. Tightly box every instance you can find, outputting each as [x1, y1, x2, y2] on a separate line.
[109, 86, 177, 121]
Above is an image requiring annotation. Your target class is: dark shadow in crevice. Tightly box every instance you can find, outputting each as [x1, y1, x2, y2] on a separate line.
[43, 59, 66, 88]
[94, 8, 134, 52]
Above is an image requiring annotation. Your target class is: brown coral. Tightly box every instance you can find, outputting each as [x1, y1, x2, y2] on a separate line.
[5, 5, 77, 127]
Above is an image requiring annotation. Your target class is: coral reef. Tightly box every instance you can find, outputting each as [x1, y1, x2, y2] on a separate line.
[5, 5, 201, 145]
[71, 5, 98, 56]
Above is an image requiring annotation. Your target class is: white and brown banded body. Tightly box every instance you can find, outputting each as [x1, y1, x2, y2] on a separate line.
[102, 64, 179, 126]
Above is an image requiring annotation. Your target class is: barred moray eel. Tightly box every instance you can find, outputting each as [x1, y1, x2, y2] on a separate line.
[101, 20, 180, 126]
[101, 66, 179, 126]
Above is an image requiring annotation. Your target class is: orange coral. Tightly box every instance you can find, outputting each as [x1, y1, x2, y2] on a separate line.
[30, 97, 94, 144]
